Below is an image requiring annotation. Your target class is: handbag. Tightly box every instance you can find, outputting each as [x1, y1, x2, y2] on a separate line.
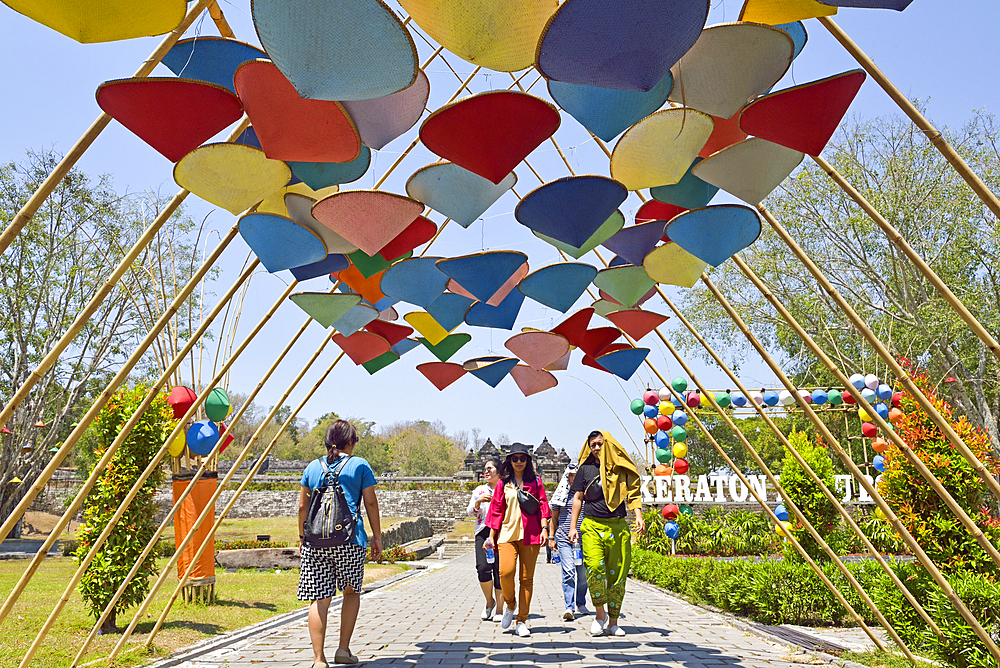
[516, 482, 541, 516]
[302, 455, 357, 547]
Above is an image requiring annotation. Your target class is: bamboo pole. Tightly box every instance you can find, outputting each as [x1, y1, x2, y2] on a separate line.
[0, 259, 258, 624]
[729, 252, 1000, 661]
[0, 0, 213, 255]
[70, 287, 330, 666]
[760, 205, 1000, 535]
[207, 1, 235, 38]
[0, 117, 251, 431]
[661, 279, 943, 638]
[0, 225, 240, 546]
[108, 342, 343, 662]
[811, 153, 1000, 363]
[19, 278, 296, 668]
[818, 16, 1000, 221]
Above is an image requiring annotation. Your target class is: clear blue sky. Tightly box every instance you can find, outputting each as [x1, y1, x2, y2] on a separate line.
[1, 1, 996, 460]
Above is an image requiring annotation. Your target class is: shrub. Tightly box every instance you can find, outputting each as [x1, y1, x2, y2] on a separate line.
[780, 430, 840, 562]
[637, 506, 782, 557]
[880, 360, 1000, 576]
[216, 539, 291, 550]
[75, 385, 173, 633]
[368, 544, 416, 563]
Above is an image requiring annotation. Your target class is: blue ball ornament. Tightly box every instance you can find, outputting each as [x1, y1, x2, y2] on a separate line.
[861, 387, 876, 403]
[876, 383, 893, 402]
[811, 389, 828, 405]
[763, 390, 779, 406]
[875, 402, 889, 420]
[671, 394, 684, 408]
[671, 410, 687, 426]
[849, 373, 866, 390]
[664, 521, 680, 539]
[655, 431, 670, 447]
[873, 454, 885, 472]
[774, 504, 789, 522]
[731, 392, 747, 407]
[643, 404, 658, 418]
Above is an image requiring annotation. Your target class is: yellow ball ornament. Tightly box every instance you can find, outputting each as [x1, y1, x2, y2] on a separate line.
[672, 442, 688, 459]
[658, 401, 672, 415]
[167, 428, 187, 457]
[858, 408, 872, 422]
[699, 392, 711, 407]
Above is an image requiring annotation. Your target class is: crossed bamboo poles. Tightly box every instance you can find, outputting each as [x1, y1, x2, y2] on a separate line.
[3, 9, 1000, 665]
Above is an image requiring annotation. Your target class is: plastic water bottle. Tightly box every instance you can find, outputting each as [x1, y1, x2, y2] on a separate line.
[573, 542, 583, 566]
[485, 546, 495, 564]
[552, 551, 561, 564]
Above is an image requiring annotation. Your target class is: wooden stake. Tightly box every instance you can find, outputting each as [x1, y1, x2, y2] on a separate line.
[819, 16, 1000, 221]
[730, 252, 1000, 662]
[0, 0, 214, 255]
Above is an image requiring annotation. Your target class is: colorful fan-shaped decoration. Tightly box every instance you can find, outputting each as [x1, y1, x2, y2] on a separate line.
[406, 163, 516, 228]
[175, 143, 291, 215]
[437, 252, 529, 304]
[505, 332, 571, 369]
[381, 258, 450, 308]
[664, 205, 762, 267]
[285, 193, 359, 253]
[644, 243, 708, 288]
[341, 70, 430, 150]
[333, 331, 391, 365]
[289, 293, 362, 328]
[464, 288, 525, 330]
[163, 37, 269, 92]
[606, 309, 668, 341]
[547, 70, 672, 142]
[516, 176, 627, 248]
[610, 109, 714, 190]
[601, 222, 665, 267]
[650, 159, 720, 209]
[463, 356, 519, 387]
[239, 213, 326, 273]
[533, 211, 625, 260]
[417, 362, 466, 390]
[6, 0, 186, 43]
[518, 262, 598, 313]
[692, 138, 804, 205]
[312, 191, 424, 256]
[419, 333, 472, 363]
[551, 308, 595, 348]
[510, 365, 559, 396]
[593, 266, 656, 309]
[739, 0, 836, 24]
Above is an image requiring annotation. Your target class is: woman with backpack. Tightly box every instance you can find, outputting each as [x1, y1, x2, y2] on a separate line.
[298, 420, 382, 666]
[483, 443, 551, 637]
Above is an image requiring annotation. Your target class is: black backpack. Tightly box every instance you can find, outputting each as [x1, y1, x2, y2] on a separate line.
[302, 455, 357, 547]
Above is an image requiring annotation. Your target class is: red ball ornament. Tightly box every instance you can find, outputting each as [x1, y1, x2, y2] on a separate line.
[686, 392, 700, 408]
[861, 422, 878, 438]
[843, 391, 856, 405]
[656, 415, 673, 431]
[219, 422, 235, 452]
[891, 391, 902, 407]
[673, 458, 690, 475]
[643, 390, 659, 405]
[167, 386, 197, 419]
[661, 503, 680, 520]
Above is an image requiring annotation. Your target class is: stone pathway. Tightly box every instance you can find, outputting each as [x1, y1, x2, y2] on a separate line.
[158, 553, 860, 667]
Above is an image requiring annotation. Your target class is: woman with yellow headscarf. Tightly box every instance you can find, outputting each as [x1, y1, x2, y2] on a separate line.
[568, 430, 645, 637]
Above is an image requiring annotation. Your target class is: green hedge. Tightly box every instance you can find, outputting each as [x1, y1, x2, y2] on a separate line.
[630, 547, 1000, 667]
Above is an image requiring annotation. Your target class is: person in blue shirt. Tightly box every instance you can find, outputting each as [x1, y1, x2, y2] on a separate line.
[298, 420, 382, 667]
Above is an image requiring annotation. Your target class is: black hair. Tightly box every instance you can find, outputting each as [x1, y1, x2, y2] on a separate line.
[482, 459, 500, 476]
[499, 454, 537, 484]
[325, 420, 358, 454]
[587, 430, 603, 444]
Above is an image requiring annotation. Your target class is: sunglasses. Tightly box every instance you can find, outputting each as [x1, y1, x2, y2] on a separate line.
[510, 455, 528, 463]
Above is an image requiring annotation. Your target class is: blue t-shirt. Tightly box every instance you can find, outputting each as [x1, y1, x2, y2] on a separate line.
[301, 454, 377, 548]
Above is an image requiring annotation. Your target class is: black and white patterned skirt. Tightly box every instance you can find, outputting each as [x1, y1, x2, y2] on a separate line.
[297, 543, 367, 601]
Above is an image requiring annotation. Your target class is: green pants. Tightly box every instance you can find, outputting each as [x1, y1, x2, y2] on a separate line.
[581, 516, 631, 615]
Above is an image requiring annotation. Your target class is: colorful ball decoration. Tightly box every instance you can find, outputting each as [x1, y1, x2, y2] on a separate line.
[644, 417, 658, 434]
[797, 389, 812, 403]
[672, 377, 688, 392]
[888, 407, 904, 425]
[876, 383, 893, 402]
[167, 385, 197, 419]
[186, 419, 220, 456]
[858, 407, 872, 422]
[775, 520, 793, 537]
[672, 410, 687, 426]
[731, 392, 747, 407]
[653, 463, 672, 476]
[656, 415, 672, 431]
[827, 389, 843, 405]
[811, 389, 828, 405]
[686, 392, 700, 408]
[715, 391, 731, 408]
[673, 457, 690, 474]
[167, 427, 187, 457]
[672, 441, 688, 459]
[670, 425, 687, 442]
[661, 503, 679, 520]
[658, 386, 672, 401]
[891, 391, 902, 407]
[763, 390, 779, 406]
[860, 387, 876, 403]
[643, 390, 659, 405]
[219, 421, 235, 452]
[205, 387, 231, 422]
[861, 422, 878, 438]
[843, 390, 856, 405]
[664, 521, 680, 539]
[871, 437, 889, 454]
[699, 392, 712, 408]
[658, 401, 672, 415]
[778, 390, 795, 406]
[643, 404, 658, 418]
[864, 373, 880, 390]
[873, 454, 885, 472]
[774, 504, 789, 521]
[750, 391, 764, 405]
[655, 431, 670, 447]
[679, 504, 693, 515]
[873, 507, 888, 522]
[655, 447, 672, 463]
[671, 394, 684, 408]
[630, 399, 645, 415]
[848, 373, 866, 390]
[874, 402, 890, 420]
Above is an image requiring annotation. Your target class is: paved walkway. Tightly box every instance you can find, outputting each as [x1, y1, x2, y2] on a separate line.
[164, 553, 853, 667]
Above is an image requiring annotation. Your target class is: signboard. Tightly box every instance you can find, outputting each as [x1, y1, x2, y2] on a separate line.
[640, 473, 878, 505]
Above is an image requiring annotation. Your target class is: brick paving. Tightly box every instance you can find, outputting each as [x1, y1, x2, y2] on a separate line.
[163, 553, 853, 667]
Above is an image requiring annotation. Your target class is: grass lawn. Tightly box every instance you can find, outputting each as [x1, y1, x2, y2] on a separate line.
[448, 520, 476, 539]
[0, 556, 407, 668]
[158, 516, 414, 549]
[841, 651, 929, 668]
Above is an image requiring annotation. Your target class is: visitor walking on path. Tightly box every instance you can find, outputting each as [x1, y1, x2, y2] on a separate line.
[467, 458, 502, 621]
[297, 420, 383, 666]
[549, 462, 589, 620]
[484, 443, 551, 637]
[568, 430, 644, 638]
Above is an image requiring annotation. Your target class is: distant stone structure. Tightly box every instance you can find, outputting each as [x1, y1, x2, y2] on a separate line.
[463, 437, 571, 483]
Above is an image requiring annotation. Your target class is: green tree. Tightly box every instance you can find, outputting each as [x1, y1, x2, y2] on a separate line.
[0, 150, 206, 530]
[780, 430, 840, 562]
[679, 108, 1000, 455]
[75, 385, 173, 632]
[381, 420, 465, 476]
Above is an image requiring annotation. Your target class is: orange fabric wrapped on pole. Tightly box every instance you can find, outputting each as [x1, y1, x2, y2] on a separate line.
[172, 478, 217, 581]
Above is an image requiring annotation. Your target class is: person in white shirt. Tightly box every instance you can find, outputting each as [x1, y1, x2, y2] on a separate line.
[467, 459, 501, 621]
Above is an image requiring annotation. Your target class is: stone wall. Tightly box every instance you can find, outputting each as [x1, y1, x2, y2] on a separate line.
[381, 518, 432, 548]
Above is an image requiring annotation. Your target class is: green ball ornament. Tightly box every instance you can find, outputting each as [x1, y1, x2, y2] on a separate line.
[827, 389, 843, 405]
[670, 425, 687, 442]
[630, 399, 645, 415]
[671, 377, 688, 392]
[655, 448, 671, 464]
[679, 504, 693, 515]
[205, 387, 231, 422]
[715, 391, 731, 408]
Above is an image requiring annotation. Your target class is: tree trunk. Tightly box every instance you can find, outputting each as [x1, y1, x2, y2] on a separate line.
[99, 610, 119, 634]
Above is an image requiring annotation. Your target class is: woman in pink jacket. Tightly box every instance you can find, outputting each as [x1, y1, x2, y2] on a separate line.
[483, 443, 551, 637]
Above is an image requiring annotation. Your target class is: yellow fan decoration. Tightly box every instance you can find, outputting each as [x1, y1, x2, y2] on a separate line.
[738, 0, 836, 25]
[398, 0, 557, 71]
[174, 144, 291, 215]
[643, 243, 708, 289]
[405, 311, 452, 345]
[3, 0, 186, 43]
[257, 182, 339, 217]
[610, 109, 714, 191]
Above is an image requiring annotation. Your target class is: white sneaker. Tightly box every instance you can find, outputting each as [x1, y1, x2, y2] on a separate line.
[500, 607, 515, 629]
[590, 616, 607, 636]
[516, 622, 531, 637]
[610, 625, 626, 637]
[576, 605, 591, 616]
[482, 603, 494, 621]
[563, 609, 575, 621]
